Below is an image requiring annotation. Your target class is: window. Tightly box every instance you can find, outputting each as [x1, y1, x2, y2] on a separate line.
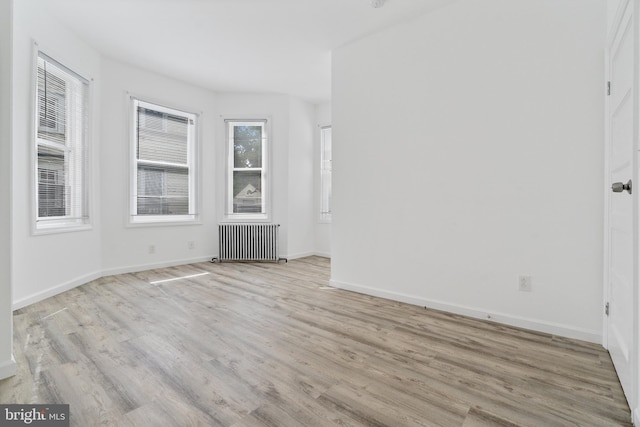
[131, 98, 198, 223]
[225, 120, 269, 219]
[320, 126, 332, 221]
[35, 52, 89, 230]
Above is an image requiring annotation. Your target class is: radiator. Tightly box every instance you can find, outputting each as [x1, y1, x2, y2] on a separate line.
[212, 224, 286, 263]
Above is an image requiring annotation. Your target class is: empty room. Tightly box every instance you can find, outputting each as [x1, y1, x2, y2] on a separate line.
[0, 0, 638, 425]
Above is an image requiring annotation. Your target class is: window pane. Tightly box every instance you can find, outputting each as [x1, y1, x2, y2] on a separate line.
[38, 145, 66, 217]
[35, 53, 89, 228]
[136, 195, 189, 216]
[233, 170, 262, 213]
[138, 166, 164, 197]
[137, 107, 189, 164]
[320, 126, 332, 220]
[131, 99, 197, 222]
[233, 125, 262, 168]
[321, 170, 332, 214]
[37, 58, 67, 144]
[137, 165, 189, 215]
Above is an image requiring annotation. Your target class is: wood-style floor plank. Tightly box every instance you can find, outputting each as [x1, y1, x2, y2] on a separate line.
[0, 256, 632, 426]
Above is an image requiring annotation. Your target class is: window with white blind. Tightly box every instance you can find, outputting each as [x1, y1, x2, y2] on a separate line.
[320, 126, 332, 222]
[35, 52, 90, 231]
[225, 120, 269, 220]
[130, 98, 198, 224]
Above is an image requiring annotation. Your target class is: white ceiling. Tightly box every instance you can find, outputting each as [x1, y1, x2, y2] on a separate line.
[34, 0, 458, 104]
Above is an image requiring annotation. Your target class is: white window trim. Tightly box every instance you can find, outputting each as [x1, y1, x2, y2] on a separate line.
[128, 97, 200, 226]
[223, 118, 271, 222]
[319, 125, 332, 223]
[32, 47, 92, 235]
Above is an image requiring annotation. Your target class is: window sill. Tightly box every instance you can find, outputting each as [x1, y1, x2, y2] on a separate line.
[221, 213, 270, 223]
[128, 214, 201, 227]
[34, 222, 93, 236]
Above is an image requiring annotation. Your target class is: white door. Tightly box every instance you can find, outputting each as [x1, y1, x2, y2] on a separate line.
[606, 0, 637, 411]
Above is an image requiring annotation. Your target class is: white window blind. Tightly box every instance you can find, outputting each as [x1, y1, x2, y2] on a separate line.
[225, 120, 268, 219]
[320, 126, 332, 221]
[131, 98, 197, 223]
[35, 52, 89, 229]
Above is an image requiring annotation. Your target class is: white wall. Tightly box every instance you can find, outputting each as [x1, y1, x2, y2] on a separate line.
[214, 93, 290, 255]
[315, 102, 332, 257]
[12, 1, 103, 308]
[288, 97, 316, 258]
[0, 0, 16, 380]
[214, 93, 317, 260]
[332, 0, 605, 342]
[10, 40, 322, 305]
[8, 2, 327, 309]
[100, 58, 218, 274]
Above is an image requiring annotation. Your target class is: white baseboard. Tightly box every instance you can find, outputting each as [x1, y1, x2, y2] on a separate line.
[13, 271, 102, 311]
[285, 251, 320, 260]
[330, 279, 601, 344]
[0, 356, 16, 380]
[633, 407, 639, 426]
[101, 256, 214, 277]
[13, 256, 214, 311]
[14, 253, 330, 311]
[12, 256, 599, 344]
[312, 251, 331, 259]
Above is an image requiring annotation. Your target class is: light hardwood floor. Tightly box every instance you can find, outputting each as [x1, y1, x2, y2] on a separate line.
[0, 256, 632, 426]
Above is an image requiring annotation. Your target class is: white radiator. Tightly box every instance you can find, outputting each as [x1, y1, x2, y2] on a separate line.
[212, 224, 285, 263]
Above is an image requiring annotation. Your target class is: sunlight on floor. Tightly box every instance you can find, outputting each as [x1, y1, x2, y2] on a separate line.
[149, 272, 209, 285]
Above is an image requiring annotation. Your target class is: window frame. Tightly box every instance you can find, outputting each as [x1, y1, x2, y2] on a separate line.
[32, 49, 91, 234]
[319, 125, 332, 223]
[129, 97, 200, 226]
[224, 119, 270, 222]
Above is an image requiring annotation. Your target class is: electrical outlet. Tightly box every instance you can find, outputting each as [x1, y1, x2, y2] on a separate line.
[148, 244, 156, 254]
[518, 275, 532, 292]
[188, 241, 195, 250]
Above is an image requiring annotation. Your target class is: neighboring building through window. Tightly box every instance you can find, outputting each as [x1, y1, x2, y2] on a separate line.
[320, 126, 332, 221]
[131, 98, 198, 223]
[225, 120, 268, 219]
[35, 52, 89, 230]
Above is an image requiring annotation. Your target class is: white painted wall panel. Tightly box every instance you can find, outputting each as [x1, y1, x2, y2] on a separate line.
[99, 58, 218, 273]
[12, 2, 102, 308]
[332, 0, 605, 341]
[214, 93, 291, 257]
[288, 97, 316, 259]
[0, 0, 16, 379]
[608, 0, 624, 36]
